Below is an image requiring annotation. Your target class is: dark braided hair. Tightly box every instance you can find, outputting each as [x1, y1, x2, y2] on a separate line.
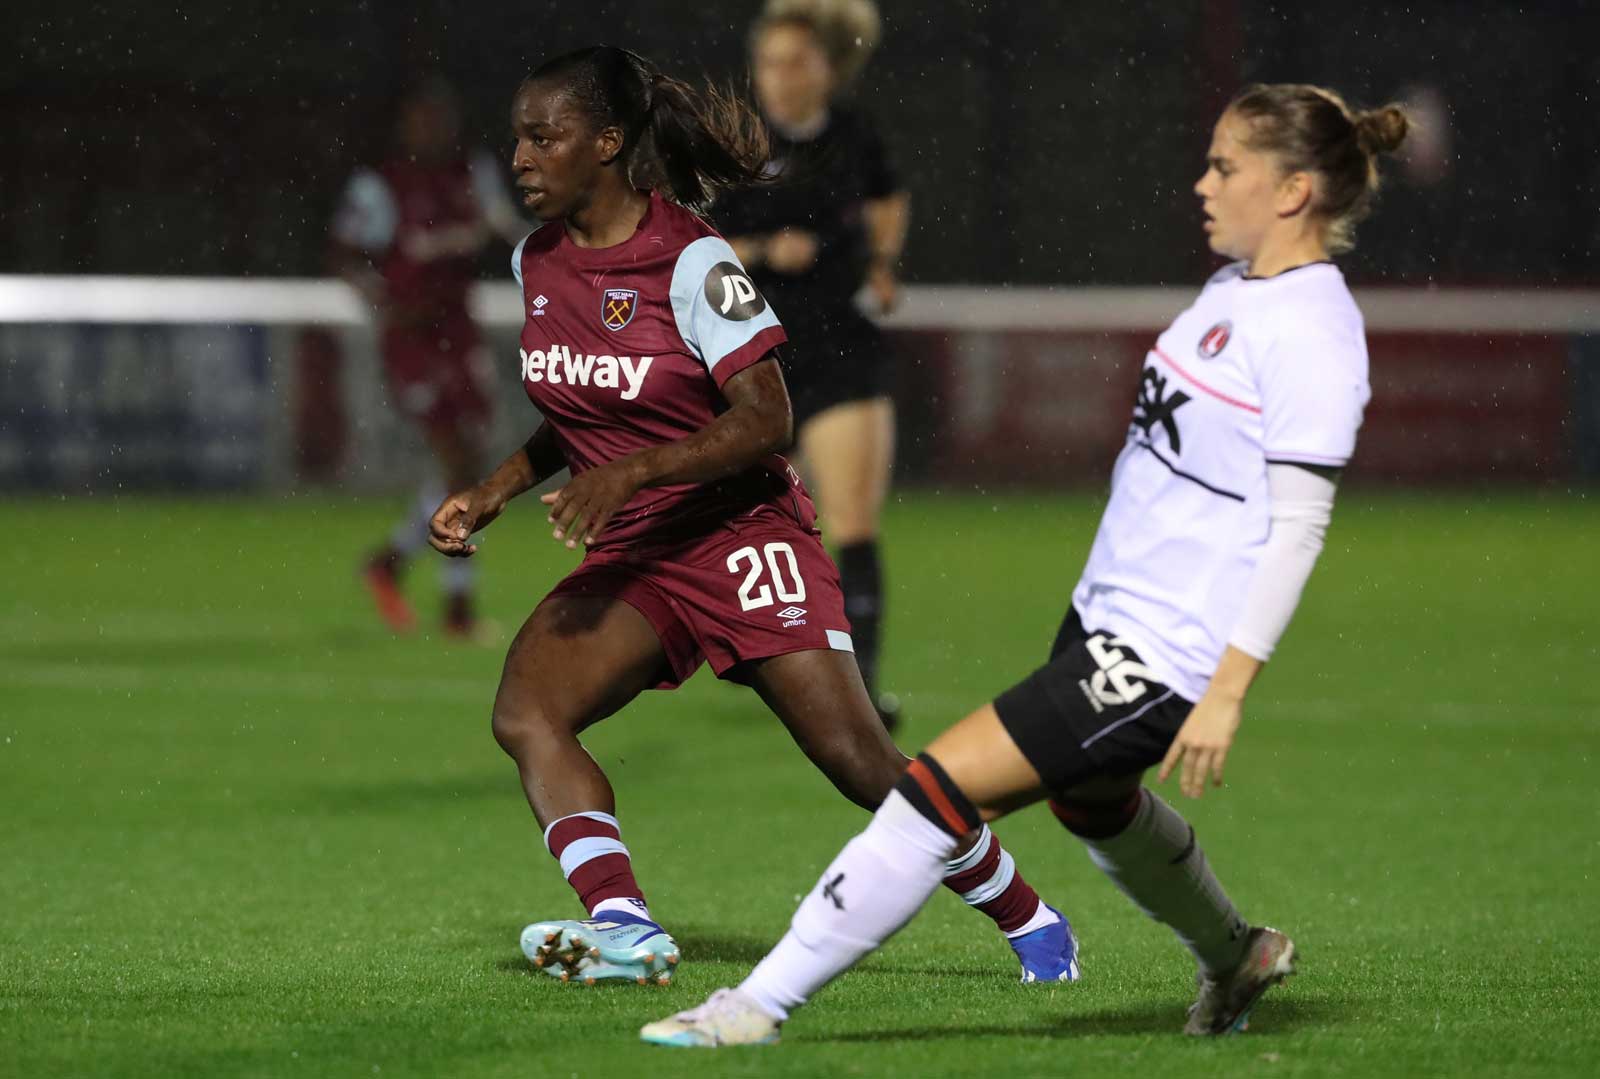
[524, 46, 770, 211]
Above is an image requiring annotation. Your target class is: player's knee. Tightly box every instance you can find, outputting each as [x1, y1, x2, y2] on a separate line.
[1048, 789, 1143, 839]
[490, 687, 573, 760]
[891, 753, 984, 840]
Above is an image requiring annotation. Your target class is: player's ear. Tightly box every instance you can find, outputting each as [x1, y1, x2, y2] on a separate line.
[1275, 170, 1314, 219]
[595, 125, 626, 167]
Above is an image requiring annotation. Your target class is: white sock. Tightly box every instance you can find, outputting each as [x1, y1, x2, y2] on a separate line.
[391, 482, 445, 556]
[592, 897, 652, 922]
[1004, 901, 1059, 940]
[739, 791, 958, 1021]
[1082, 789, 1249, 975]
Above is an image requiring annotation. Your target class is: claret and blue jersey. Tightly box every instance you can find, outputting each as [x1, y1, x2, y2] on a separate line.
[510, 191, 799, 545]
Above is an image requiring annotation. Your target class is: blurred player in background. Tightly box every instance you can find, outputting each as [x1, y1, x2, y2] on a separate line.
[333, 78, 525, 639]
[716, 0, 909, 728]
[644, 83, 1410, 1047]
[429, 46, 1078, 989]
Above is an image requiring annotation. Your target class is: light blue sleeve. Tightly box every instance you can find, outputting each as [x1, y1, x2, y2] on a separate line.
[668, 236, 786, 383]
[510, 231, 534, 289]
[331, 169, 397, 253]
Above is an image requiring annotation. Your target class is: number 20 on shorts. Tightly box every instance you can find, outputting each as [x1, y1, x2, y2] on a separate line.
[727, 543, 806, 612]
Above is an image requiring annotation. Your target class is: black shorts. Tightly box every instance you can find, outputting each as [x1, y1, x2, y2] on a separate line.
[993, 607, 1194, 791]
[781, 319, 892, 430]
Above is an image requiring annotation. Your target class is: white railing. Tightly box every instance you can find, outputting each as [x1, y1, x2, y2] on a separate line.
[4, 276, 1599, 333]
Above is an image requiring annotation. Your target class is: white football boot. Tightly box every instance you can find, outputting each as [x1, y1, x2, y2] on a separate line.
[640, 988, 782, 1048]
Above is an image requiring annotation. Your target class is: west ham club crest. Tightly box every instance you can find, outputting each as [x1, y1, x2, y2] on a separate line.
[602, 288, 638, 331]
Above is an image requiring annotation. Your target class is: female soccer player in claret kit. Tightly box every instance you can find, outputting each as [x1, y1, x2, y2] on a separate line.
[716, 0, 910, 728]
[428, 46, 1080, 987]
[645, 83, 1409, 1047]
[335, 79, 526, 640]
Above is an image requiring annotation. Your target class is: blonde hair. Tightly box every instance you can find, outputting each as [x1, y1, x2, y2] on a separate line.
[753, 0, 882, 87]
[1229, 83, 1410, 254]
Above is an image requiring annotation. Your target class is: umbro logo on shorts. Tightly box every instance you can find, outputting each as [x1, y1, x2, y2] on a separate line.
[776, 606, 807, 619]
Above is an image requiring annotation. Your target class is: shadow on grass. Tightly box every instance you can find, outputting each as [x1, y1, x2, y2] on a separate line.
[813, 996, 1339, 1042]
[485, 927, 774, 975]
[489, 925, 1026, 980]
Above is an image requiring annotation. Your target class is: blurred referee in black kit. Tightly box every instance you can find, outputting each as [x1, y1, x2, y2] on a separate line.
[717, 0, 910, 730]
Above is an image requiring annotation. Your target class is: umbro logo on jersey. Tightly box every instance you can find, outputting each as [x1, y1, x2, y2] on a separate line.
[1197, 320, 1232, 359]
[520, 345, 654, 401]
[530, 294, 549, 317]
[602, 288, 638, 331]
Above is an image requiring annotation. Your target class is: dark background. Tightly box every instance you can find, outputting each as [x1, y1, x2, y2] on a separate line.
[6, 0, 1597, 286]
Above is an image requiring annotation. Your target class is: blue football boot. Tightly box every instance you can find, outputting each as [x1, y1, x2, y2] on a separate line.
[1009, 904, 1083, 984]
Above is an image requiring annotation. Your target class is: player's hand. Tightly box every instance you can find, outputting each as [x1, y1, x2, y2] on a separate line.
[1158, 689, 1243, 799]
[540, 456, 644, 549]
[428, 486, 505, 558]
[765, 228, 819, 274]
[867, 262, 900, 314]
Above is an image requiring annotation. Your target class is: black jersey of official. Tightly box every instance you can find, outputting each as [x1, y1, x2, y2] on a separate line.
[713, 107, 900, 319]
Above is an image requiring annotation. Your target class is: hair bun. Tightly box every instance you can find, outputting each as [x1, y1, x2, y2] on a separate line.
[1355, 105, 1409, 155]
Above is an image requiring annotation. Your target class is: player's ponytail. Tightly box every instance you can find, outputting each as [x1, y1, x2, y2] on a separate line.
[1228, 83, 1411, 254]
[524, 46, 769, 213]
[642, 70, 771, 211]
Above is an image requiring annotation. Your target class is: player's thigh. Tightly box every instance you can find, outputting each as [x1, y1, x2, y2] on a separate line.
[797, 397, 895, 544]
[494, 593, 667, 738]
[923, 704, 1051, 819]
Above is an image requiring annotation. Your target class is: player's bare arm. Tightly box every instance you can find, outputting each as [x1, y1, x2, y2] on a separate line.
[863, 190, 909, 312]
[330, 241, 387, 314]
[1158, 645, 1263, 800]
[430, 423, 565, 557]
[541, 354, 793, 547]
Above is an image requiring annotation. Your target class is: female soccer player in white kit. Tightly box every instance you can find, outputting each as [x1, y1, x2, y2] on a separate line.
[642, 82, 1410, 1046]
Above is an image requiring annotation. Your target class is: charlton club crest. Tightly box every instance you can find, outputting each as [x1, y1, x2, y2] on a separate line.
[602, 288, 638, 331]
[1197, 320, 1232, 359]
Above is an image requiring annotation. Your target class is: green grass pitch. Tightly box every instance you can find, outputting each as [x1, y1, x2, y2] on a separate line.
[2, 490, 1597, 1078]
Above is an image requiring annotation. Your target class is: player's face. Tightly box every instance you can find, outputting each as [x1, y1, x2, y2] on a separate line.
[510, 82, 614, 222]
[752, 23, 833, 126]
[1193, 110, 1283, 261]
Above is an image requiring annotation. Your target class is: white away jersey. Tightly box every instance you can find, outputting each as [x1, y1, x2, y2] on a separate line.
[1070, 261, 1370, 702]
